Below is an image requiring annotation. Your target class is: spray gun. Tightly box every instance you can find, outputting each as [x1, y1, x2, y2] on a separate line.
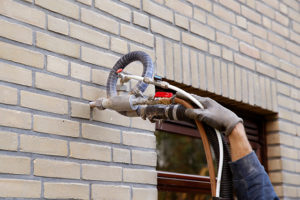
[89, 51, 231, 199]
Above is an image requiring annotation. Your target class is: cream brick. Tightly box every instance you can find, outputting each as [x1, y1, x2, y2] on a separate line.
[113, 148, 130, 163]
[221, 61, 228, 97]
[175, 13, 189, 29]
[280, 60, 297, 74]
[70, 23, 109, 49]
[133, 11, 149, 28]
[259, 75, 267, 108]
[0, 62, 32, 86]
[288, 7, 300, 23]
[121, 0, 140, 8]
[132, 150, 156, 166]
[36, 32, 80, 58]
[235, 66, 242, 101]
[44, 182, 89, 200]
[234, 53, 255, 70]
[92, 185, 130, 200]
[82, 84, 105, 101]
[216, 32, 238, 51]
[34, 159, 80, 179]
[256, 62, 275, 78]
[0, 41, 44, 69]
[70, 141, 111, 161]
[77, 0, 92, 5]
[206, 56, 214, 92]
[81, 8, 119, 34]
[182, 46, 190, 85]
[237, 16, 247, 29]
[93, 109, 131, 127]
[0, 179, 41, 198]
[214, 59, 221, 95]
[247, 71, 254, 105]
[123, 131, 155, 149]
[273, 46, 290, 61]
[207, 15, 230, 34]
[21, 90, 68, 114]
[47, 55, 68, 75]
[0, 131, 18, 151]
[191, 20, 215, 41]
[182, 32, 208, 51]
[82, 123, 120, 143]
[268, 159, 282, 171]
[0, 0, 45, 28]
[33, 115, 79, 137]
[70, 62, 91, 82]
[95, 0, 131, 22]
[190, 50, 198, 88]
[0, 108, 31, 129]
[275, 11, 289, 26]
[0, 155, 30, 175]
[165, 0, 192, 17]
[47, 15, 68, 35]
[82, 164, 122, 181]
[20, 134, 68, 156]
[241, 5, 261, 24]
[124, 168, 157, 184]
[35, 72, 80, 97]
[121, 24, 154, 47]
[213, 4, 236, 24]
[155, 37, 165, 77]
[286, 41, 300, 57]
[133, 187, 157, 200]
[239, 42, 260, 59]
[129, 43, 155, 61]
[222, 47, 233, 61]
[142, 0, 173, 22]
[268, 32, 286, 48]
[92, 69, 109, 86]
[253, 37, 272, 53]
[228, 64, 235, 99]
[232, 26, 252, 44]
[0, 85, 17, 105]
[261, 52, 279, 67]
[165, 40, 174, 80]
[81, 46, 119, 69]
[219, 0, 240, 13]
[36, 0, 79, 19]
[277, 70, 294, 85]
[269, 172, 283, 183]
[290, 31, 300, 44]
[189, 0, 212, 11]
[0, 19, 32, 45]
[71, 101, 90, 119]
[111, 37, 128, 54]
[292, 21, 300, 34]
[262, 16, 271, 28]
[194, 7, 206, 23]
[272, 21, 289, 38]
[248, 22, 267, 39]
[197, 53, 205, 90]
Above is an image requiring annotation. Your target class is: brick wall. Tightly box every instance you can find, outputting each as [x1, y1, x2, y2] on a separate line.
[0, 0, 299, 199]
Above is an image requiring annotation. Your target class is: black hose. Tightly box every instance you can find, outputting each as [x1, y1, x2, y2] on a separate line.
[106, 51, 154, 98]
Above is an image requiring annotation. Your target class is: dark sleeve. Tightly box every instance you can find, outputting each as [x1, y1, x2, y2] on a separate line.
[229, 151, 279, 200]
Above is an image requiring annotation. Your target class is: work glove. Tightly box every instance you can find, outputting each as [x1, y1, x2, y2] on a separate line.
[178, 93, 243, 136]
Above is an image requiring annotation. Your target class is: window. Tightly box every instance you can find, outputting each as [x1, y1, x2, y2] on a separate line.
[155, 94, 267, 200]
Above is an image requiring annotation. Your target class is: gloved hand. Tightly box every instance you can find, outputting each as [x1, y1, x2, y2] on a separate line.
[178, 93, 243, 136]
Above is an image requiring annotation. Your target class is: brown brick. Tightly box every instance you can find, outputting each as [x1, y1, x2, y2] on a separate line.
[182, 32, 208, 51]
[272, 21, 289, 38]
[232, 26, 253, 44]
[132, 150, 156, 166]
[248, 22, 267, 39]
[47, 15, 68, 35]
[143, 0, 173, 22]
[234, 53, 255, 70]
[95, 0, 131, 22]
[92, 185, 130, 200]
[165, 0, 192, 17]
[113, 148, 130, 163]
[191, 20, 215, 41]
[0, 131, 18, 151]
[70, 141, 111, 161]
[35, 72, 80, 98]
[33, 115, 80, 137]
[0, 108, 31, 129]
[36, 32, 80, 58]
[123, 131, 155, 149]
[35, 0, 79, 19]
[133, 187, 157, 200]
[0, 0, 45, 28]
[70, 23, 109, 49]
[0, 155, 30, 175]
[0, 19, 32, 45]
[47, 55, 68, 75]
[175, 13, 189, 29]
[242, 5, 261, 24]
[216, 32, 238, 51]
[121, 24, 154, 47]
[81, 8, 119, 34]
[253, 37, 272, 53]
[20, 134, 68, 156]
[0, 41, 44, 69]
[124, 168, 157, 184]
[81, 46, 119, 69]
[70, 101, 90, 119]
[256, 62, 275, 78]
[213, 4, 236, 24]
[255, 1, 275, 18]
[44, 182, 89, 200]
[0, 85, 17, 105]
[134, 11, 149, 28]
[82, 164, 122, 181]
[20, 90, 68, 114]
[34, 159, 80, 179]
[0, 179, 41, 198]
[151, 18, 180, 41]
[239, 42, 260, 59]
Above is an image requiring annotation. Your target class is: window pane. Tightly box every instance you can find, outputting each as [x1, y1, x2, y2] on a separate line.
[158, 190, 211, 200]
[155, 130, 210, 176]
